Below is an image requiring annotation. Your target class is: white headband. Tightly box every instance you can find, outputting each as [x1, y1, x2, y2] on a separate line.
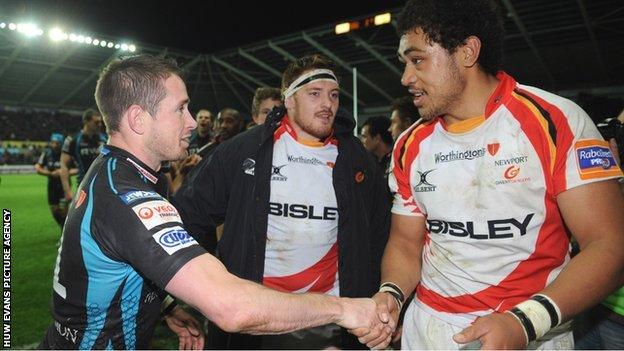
[283, 69, 339, 99]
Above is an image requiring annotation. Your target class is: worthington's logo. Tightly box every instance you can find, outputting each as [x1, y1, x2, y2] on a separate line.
[287, 154, 324, 166]
[434, 148, 486, 163]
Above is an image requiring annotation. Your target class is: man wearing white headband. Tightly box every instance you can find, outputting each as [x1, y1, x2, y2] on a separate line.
[174, 54, 392, 349]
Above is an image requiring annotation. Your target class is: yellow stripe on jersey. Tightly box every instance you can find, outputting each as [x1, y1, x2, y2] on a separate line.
[400, 123, 426, 169]
[511, 91, 557, 175]
[298, 139, 324, 147]
[446, 115, 485, 134]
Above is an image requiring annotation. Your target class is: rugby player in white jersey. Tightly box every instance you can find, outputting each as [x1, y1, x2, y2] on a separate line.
[364, 0, 624, 349]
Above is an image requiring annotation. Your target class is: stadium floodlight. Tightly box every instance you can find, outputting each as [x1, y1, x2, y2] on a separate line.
[0, 23, 6, 29]
[100, 40, 106, 47]
[85, 36, 92, 44]
[69, 33, 77, 42]
[374, 13, 391, 26]
[77, 35, 85, 43]
[17, 23, 43, 37]
[8, 23, 17, 31]
[128, 44, 136, 52]
[92, 39, 99, 45]
[49, 27, 67, 41]
[120, 43, 128, 51]
[114, 43, 120, 49]
[107, 42, 114, 48]
[335, 22, 350, 35]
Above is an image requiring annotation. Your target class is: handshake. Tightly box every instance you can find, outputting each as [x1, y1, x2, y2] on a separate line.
[336, 292, 402, 350]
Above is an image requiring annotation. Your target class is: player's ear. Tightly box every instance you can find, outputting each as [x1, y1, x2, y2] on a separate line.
[126, 105, 147, 135]
[458, 35, 481, 68]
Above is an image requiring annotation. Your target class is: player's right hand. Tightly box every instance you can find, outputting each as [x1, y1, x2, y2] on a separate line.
[355, 292, 400, 348]
[64, 190, 73, 202]
[339, 297, 394, 349]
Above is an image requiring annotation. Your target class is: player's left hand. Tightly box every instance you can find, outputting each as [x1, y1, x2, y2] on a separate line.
[164, 306, 205, 350]
[453, 312, 527, 350]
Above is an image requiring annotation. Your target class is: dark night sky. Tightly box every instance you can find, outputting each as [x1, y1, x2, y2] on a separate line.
[4, 0, 406, 53]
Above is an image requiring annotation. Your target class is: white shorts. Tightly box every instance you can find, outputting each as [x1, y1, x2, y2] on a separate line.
[401, 299, 574, 350]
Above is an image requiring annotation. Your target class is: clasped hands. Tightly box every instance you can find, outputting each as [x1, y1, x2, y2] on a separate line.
[340, 292, 401, 349]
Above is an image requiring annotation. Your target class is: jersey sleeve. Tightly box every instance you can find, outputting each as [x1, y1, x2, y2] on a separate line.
[389, 137, 425, 217]
[553, 101, 623, 194]
[95, 163, 206, 290]
[61, 135, 74, 155]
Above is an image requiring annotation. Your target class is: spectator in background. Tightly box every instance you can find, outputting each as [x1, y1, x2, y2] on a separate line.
[169, 109, 215, 192]
[59, 108, 107, 201]
[249, 87, 282, 127]
[389, 96, 420, 140]
[188, 109, 215, 155]
[171, 108, 246, 194]
[34, 133, 77, 229]
[197, 108, 244, 158]
[360, 116, 393, 180]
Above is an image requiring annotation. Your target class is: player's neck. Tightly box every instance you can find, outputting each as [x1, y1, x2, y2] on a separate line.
[108, 134, 160, 172]
[443, 71, 499, 127]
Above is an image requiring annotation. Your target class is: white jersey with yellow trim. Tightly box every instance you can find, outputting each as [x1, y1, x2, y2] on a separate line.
[389, 72, 623, 327]
[263, 117, 340, 296]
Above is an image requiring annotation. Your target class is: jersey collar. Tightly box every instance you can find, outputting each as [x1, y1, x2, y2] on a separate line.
[438, 71, 517, 133]
[485, 71, 517, 119]
[274, 115, 336, 147]
[101, 145, 160, 184]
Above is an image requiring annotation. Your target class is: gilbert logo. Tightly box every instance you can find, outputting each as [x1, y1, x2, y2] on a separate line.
[504, 166, 520, 179]
[488, 142, 500, 156]
[413, 169, 436, 192]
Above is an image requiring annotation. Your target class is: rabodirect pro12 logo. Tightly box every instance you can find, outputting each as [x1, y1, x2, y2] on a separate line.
[575, 139, 620, 180]
[152, 226, 197, 255]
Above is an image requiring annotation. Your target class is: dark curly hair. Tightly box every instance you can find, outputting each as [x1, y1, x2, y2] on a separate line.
[397, 0, 504, 75]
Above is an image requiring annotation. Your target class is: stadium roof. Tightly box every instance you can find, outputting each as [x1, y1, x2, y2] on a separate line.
[1, 0, 623, 119]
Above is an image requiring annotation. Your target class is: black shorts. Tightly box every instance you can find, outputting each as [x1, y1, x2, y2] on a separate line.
[47, 179, 64, 205]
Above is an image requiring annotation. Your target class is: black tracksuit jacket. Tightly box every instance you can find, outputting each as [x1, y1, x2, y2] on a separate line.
[172, 106, 390, 349]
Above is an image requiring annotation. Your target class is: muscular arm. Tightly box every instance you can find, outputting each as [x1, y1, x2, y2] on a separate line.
[59, 153, 73, 200]
[362, 214, 426, 348]
[166, 253, 383, 335]
[381, 214, 427, 299]
[542, 179, 624, 320]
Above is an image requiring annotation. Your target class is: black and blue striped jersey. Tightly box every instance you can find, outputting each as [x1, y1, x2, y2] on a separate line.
[43, 145, 205, 349]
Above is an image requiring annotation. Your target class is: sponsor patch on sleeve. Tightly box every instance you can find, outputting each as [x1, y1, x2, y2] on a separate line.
[152, 226, 198, 255]
[132, 200, 182, 229]
[120, 190, 162, 204]
[574, 139, 622, 180]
